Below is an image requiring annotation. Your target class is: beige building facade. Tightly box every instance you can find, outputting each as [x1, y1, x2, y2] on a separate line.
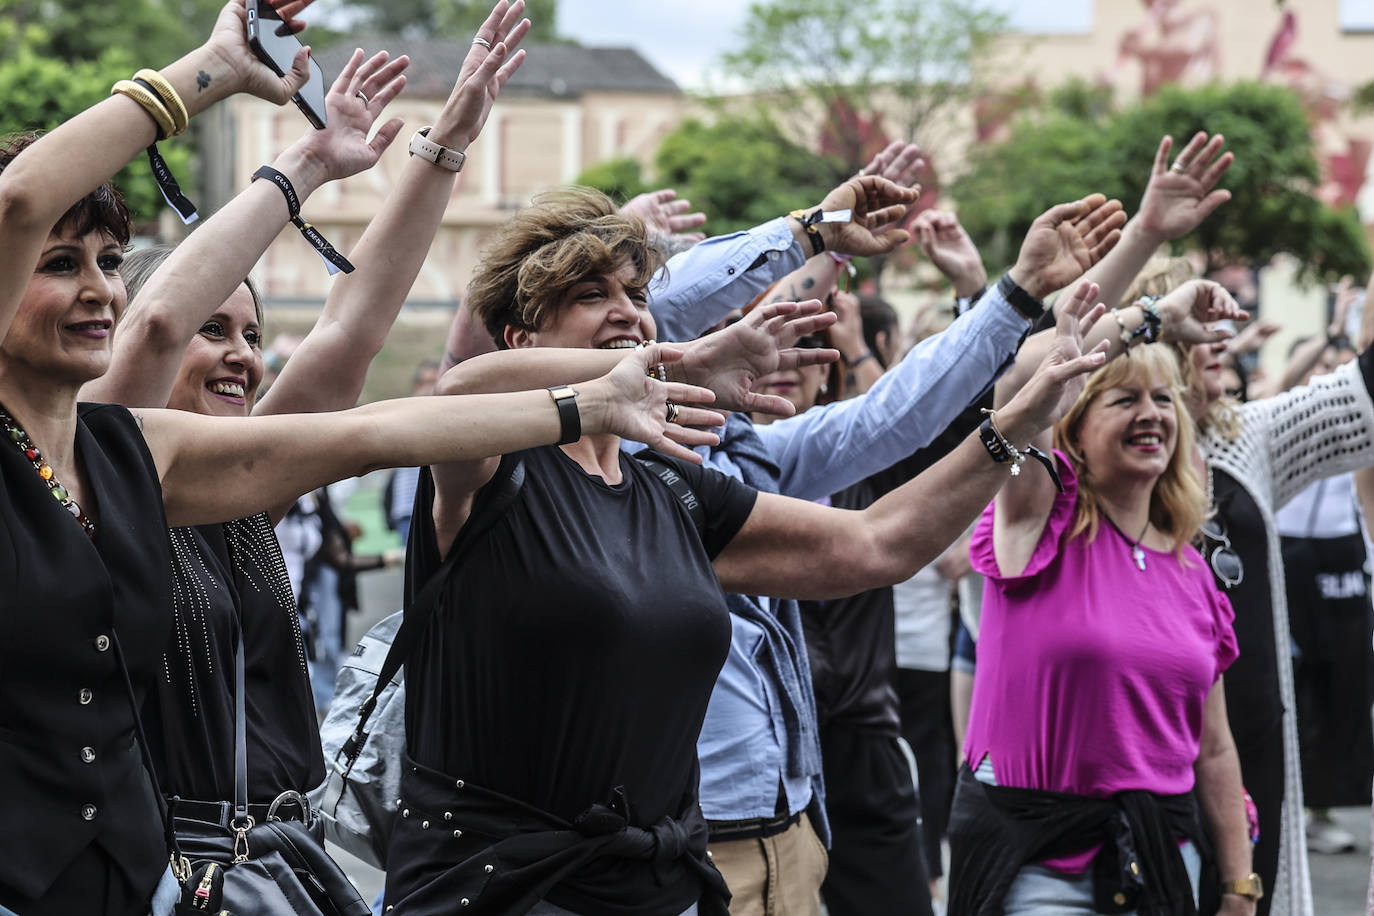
[212, 41, 686, 310]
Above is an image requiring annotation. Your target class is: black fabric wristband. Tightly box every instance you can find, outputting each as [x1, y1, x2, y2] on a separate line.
[998, 273, 1045, 320]
[547, 386, 581, 445]
[252, 165, 355, 275]
[847, 351, 876, 368]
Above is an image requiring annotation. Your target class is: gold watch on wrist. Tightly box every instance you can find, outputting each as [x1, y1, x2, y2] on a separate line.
[1220, 873, 1263, 901]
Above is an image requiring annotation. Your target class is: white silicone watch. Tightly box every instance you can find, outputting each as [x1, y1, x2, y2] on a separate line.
[408, 127, 466, 172]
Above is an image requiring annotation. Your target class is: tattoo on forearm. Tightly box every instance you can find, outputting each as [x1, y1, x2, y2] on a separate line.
[197, 71, 211, 92]
[802, 277, 816, 290]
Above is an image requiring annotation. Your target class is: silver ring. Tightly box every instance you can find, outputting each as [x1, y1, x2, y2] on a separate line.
[1169, 159, 1187, 173]
[472, 36, 492, 48]
[665, 402, 680, 424]
[355, 89, 369, 105]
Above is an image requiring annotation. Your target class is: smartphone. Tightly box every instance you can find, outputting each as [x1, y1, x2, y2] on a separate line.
[246, 0, 328, 129]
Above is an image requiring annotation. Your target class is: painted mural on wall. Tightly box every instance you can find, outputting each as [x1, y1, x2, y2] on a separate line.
[1109, 0, 1370, 215]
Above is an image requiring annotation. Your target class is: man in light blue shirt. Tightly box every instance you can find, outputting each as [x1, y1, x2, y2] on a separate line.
[654, 193, 1124, 916]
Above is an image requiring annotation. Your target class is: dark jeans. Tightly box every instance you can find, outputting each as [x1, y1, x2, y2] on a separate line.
[818, 724, 933, 916]
[897, 666, 957, 879]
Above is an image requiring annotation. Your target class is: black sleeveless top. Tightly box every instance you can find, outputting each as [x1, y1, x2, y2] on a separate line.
[143, 513, 325, 803]
[0, 403, 172, 907]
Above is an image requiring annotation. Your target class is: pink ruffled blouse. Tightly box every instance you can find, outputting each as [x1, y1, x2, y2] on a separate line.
[965, 452, 1238, 871]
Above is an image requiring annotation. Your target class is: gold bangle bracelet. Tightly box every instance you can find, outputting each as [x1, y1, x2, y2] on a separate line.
[111, 80, 175, 140]
[134, 69, 189, 136]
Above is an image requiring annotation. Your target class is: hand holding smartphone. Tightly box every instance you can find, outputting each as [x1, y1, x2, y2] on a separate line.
[246, 0, 328, 129]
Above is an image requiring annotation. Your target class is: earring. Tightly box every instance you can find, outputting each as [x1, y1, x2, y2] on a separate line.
[819, 382, 829, 395]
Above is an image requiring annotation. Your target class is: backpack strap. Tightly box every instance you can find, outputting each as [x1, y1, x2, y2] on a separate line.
[340, 458, 525, 766]
[634, 453, 705, 539]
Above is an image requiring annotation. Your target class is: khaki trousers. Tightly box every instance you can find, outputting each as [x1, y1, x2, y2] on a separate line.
[707, 813, 828, 916]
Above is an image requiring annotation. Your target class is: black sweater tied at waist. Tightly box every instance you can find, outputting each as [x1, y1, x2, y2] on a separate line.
[383, 755, 729, 916]
[948, 765, 1211, 916]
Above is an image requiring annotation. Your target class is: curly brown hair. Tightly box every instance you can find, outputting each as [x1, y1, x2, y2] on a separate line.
[1, 132, 131, 246]
[466, 187, 665, 347]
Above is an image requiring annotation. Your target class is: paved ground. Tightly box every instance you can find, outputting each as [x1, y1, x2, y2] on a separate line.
[333, 530, 1373, 912]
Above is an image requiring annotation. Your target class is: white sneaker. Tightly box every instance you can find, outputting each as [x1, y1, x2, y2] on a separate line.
[1306, 811, 1357, 854]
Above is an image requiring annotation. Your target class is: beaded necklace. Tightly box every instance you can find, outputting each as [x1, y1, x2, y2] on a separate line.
[0, 405, 97, 538]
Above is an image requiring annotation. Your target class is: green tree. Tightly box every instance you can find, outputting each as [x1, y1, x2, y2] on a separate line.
[0, 0, 221, 66]
[573, 156, 649, 204]
[721, 0, 1005, 174]
[0, 24, 191, 228]
[336, 0, 561, 42]
[653, 116, 838, 236]
[952, 82, 1370, 283]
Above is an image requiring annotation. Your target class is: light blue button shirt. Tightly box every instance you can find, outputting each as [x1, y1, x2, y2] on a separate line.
[692, 283, 1033, 826]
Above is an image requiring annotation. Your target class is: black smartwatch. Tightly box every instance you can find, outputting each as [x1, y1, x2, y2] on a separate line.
[547, 386, 581, 445]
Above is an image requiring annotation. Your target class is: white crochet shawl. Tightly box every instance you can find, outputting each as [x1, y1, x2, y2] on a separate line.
[1200, 357, 1374, 916]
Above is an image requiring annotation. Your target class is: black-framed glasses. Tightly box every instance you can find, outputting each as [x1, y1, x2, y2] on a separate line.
[1200, 516, 1244, 588]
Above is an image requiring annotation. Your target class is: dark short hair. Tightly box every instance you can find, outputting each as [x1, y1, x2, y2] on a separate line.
[1, 132, 131, 247]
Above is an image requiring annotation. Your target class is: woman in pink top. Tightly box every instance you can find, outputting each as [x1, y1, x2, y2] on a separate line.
[947, 281, 1255, 916]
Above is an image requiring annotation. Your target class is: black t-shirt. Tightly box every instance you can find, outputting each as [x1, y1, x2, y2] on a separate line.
[405, 445, 756, 830]
[144, 514, 324, 802]
[801, 398, 987, 734]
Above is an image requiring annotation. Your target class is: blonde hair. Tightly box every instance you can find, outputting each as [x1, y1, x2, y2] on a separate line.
[466, 187, 665, 346]
[1053, 343, 1207, 552]
[1119, 256, 1196, 308]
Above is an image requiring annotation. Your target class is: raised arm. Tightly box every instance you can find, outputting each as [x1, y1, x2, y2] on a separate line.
[143, 345, 720, 527]
[713, 292, 1110, 599]
[84, 47, 409, 407]
[651, 171, 920, 341]
[0, 0, 311, 348]
[257, 0, 529, 416]
[1080, 132, 1233, 309]
[912, 208, 988, 301]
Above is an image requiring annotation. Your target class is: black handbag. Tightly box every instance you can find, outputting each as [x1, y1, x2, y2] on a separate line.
[114, 613, 370, 915]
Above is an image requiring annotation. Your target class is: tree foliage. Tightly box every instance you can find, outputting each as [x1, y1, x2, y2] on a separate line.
[0, 0, 221, 66]
[0, 19, 191, 228]
[573, 156, 649, 204]
[952, 81, 1370, 284]
[721, 0, 1005, 174]
[334, 0, 561, 42]
[653, 116, 838, 236]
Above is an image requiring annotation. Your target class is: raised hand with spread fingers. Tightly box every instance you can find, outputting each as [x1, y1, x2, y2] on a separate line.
[1008, 193, 1127, 300]
[622, 189, 708, 245]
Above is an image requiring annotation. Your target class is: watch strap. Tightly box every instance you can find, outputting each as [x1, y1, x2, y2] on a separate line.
[998, 272, 1046, 321]
[547, 386, 581, 445]
[1220, 873, 1263, 900]
[409, 127, 467, 172]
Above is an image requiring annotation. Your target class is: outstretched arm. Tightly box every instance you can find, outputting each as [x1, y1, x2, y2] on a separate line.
[440, 301, 838, 417]
[257, 0, 529, 417]
[714, 291, 1110, 599]
[143, 345, 721, 527]
[85, 47, 409, 407]
[0, 0, 312, 349]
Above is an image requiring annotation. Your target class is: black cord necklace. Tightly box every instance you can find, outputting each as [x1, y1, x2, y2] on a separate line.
[1102, 510, 1150, 571]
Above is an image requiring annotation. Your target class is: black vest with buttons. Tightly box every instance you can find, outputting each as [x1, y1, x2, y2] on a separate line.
[0, 403, 172, 905]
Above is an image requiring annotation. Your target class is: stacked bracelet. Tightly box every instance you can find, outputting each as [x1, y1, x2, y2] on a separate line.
[251, 165, 355, 275]
[978, 409, 1065, 492]
[110, 72, 197, 223]
[636, 340, 667, 382]
[1136, 296, 1162, 343]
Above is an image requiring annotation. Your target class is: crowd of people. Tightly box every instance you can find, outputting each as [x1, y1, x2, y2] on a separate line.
[1, 0, 1372, 914]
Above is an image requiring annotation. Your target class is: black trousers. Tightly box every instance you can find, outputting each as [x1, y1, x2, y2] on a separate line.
[1281, 533, 1374, 807]
[818, 724, 933, 916]
[896, 666, 957, 879]
[1229, 715, 1283, 916]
